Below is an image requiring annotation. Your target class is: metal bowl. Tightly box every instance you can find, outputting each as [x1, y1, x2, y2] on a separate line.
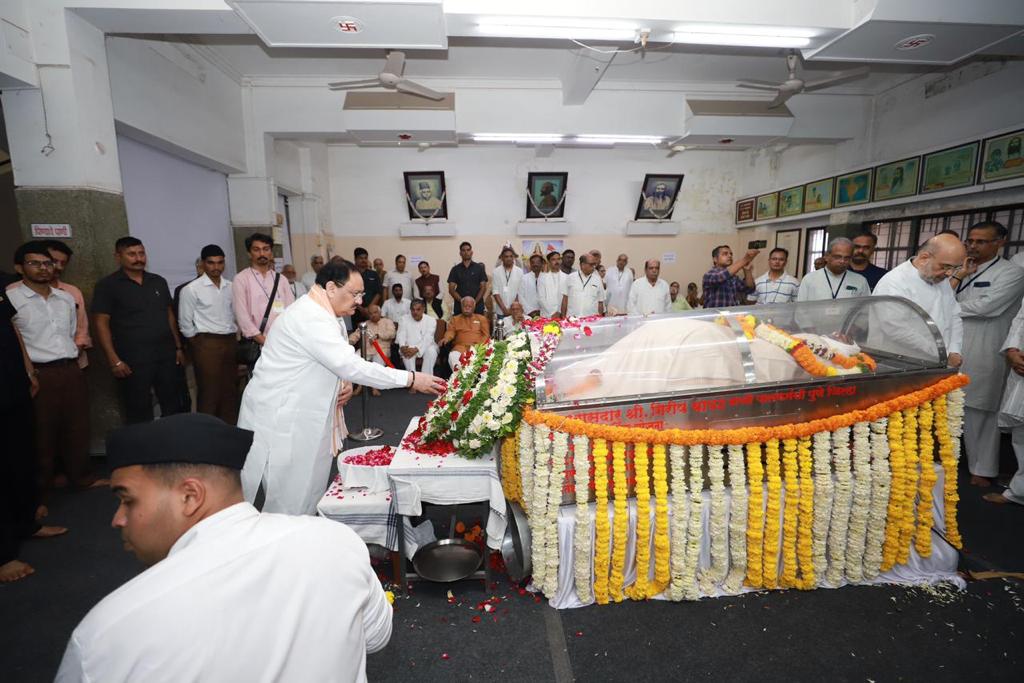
[501, 501, 532, 583]
[412, 538, 482, 583]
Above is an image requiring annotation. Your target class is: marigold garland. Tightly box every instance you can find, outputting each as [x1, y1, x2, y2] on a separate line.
[935, 394, 962, 548]
[500, 435, 522, 505]
[897, 406, 919, 566]
[626, 442, 652, 600]
[592, 438, 611, 605]
[609, 441, 629, 602]
[724, 444, 748, 593]
[945, 389, 965, 548]
[780, 438, 800, 588]
[744, 442, 765, 588]
[650, 443, 671, 595]
[915, 400, 937, 557]
[762, 439, 782, 589]
[863, 418, 891, 580]
[796, 435, 815, 589]
[881, 410, 905, 572]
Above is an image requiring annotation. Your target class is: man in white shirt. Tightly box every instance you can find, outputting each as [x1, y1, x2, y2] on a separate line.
[300, 254, 323, 290]
[872, 233, 964, 368]
[491, 246, 523, 319]
[627, 259, 671, 316]
[282, 264, 308, 299]
[381, 283, 411, 325]
[517, 253, 544, 317]
[397, 299, 439, 382]
[501, 301, 527, 336]
[538, 251, 565, 318]
[561, 253, 605, 318]
[752, 247, 800, 304]
[56, 413, 392, 683]
[950, 221, 1024, 486]
[604, 253, 634, 315]
[383, 254, 417, 301]
[178, 245, 239, 425]
[796, 238, 869, 302]
[10, 241, 100, 492]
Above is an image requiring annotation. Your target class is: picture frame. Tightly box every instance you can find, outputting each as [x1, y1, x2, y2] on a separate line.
[778, 186, 804, 217]
[526, 172, 569, 219]
[921, 141, 979, 194]
[803, 178, 834, 213]
[774, 228, 802, 277]
[736, 198, 756, 223]
[403, 171, 448, 220]
[755, 192, 778, 221]
[634, 173, 685, 220]
[979, 129, 1024, 184]
[873, 156, 920, 202]
[834, 169, 873, 208]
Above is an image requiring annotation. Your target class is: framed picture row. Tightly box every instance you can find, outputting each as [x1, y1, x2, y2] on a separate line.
[735, 128, 1024, 224]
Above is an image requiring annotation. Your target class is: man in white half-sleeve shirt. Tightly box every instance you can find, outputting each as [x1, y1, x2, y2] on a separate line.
[397, 299, 439, 382]
[752, 247, 800, 304]
[627, 259, 671, 316]
[560, 252, 605, 318]
[383, 254, 416, 301]
[872, 233, 965, 369]
[381, 283, 411, 326]
[604, 253, 634, 315]
[56, 414, 391, 683]
[178, 244, 239, 425]
[951, 221, 1024, 486]
[517, 253, 544, 317]
[491, 245, 523, 320]
[796, 238, 869, 302]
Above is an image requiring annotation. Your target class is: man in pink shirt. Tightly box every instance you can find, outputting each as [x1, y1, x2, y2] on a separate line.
[232, 233, 295, 347]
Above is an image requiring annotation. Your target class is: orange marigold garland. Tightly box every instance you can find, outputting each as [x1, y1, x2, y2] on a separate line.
[762, 438, 783, 589]
[609, 441, 629, 602]
[744, 441, 765, 588]
[780, 438, 800, 588]
[914, 400, 937, 557]
[881, 410, 905, 571]
[650, 443, 671, 595]
[592, 438, 611, 604]
[897, 406, 919, 565]
[500, 435, 522, 504]
[626, 441, 652, 600]
[934, 394, 962, 548]
[796, 435, 815, 589]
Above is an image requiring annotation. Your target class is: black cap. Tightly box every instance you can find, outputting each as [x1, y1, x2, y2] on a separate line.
[106, 414, 253, 471]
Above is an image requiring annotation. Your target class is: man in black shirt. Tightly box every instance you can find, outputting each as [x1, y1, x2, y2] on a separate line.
[92, 237, 187, 424]
[352, 247, 382, 327]
[850, 232, 888, 291]
[447, 241, 488, 315]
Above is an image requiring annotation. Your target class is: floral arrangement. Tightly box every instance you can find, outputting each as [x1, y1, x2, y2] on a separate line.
[754, 321, 874, 378]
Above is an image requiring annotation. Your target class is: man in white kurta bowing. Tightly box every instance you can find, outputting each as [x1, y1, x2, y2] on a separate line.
[56, 414, 392, 683]
[239, 261, 445, 515]
[952, 221, 1024, 486]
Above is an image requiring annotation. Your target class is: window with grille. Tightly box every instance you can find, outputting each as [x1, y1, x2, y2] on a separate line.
[803, 227, 827, 276]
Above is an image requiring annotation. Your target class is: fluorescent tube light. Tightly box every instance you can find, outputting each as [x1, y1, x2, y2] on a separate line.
[574, 135, 664, 145]
[472, 133, 564, 144]
[672, 24, 818, 48]
[477, 17, 639, 42]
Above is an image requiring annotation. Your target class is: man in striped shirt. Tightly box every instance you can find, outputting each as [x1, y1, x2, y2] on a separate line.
[752, 247, 800, 304]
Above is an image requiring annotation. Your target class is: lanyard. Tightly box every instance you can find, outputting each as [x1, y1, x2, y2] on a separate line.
[503, 267, 513, 289]
[823, 270, 847, 300]
[956, 257, 1000, 294]
[579, 272, 593, 290]
[250, 268, 274, 300]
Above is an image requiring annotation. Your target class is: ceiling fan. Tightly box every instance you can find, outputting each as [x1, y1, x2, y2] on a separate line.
[327, 51, 444, 101]
[737, 52, 869, 108]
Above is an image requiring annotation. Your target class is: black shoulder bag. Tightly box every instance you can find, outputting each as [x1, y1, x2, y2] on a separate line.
[237, 272, 281, 366]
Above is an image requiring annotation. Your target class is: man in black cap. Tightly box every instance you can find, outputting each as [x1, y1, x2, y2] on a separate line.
[56, 414, 392, 682]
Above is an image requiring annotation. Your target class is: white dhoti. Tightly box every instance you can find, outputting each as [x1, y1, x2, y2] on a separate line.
[401, 344, 439, 373]
[1003, 427, 1024, 505]
[964, 407, 1000, 477]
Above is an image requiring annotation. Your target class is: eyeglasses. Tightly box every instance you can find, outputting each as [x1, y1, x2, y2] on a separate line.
[24, 260, 55, 269]
[964, 238, 997, 246]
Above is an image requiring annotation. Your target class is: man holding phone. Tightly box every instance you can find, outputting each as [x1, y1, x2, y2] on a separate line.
[702, 244, 759, 308]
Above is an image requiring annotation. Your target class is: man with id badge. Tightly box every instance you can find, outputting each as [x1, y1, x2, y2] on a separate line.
[952, 221, 1024, 487]
[796, 237, 869, 303]
[232, 233, 294, 365]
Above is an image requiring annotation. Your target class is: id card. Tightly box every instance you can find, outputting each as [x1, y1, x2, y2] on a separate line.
[272, 298, 285, 313]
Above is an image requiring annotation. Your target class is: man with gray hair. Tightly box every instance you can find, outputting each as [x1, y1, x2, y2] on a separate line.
[627, 259, 671, 316]
[441, 296, 490, 370]
[796, 237, 869, 302]
[300, 254, 324, 290]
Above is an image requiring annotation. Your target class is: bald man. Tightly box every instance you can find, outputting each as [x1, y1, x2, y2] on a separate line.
[872, 233, 965, 367]
[627, 259, 671, 316]
[441, 296, 490, 370]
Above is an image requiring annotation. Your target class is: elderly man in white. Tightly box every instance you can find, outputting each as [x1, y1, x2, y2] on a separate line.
[627, 259, 671, 316]
[951, 221, 1024, 486]
[560, 252, 605, 318]
[396, 299, 438, 385]
[992, 301, 1024, 506]
[796, 237, 869, 302]
[604, 253, 634, 315]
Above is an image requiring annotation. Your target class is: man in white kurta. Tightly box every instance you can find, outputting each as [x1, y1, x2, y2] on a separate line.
[56, 414, 391, 683]
[397, 300, 438, 375]
[993, 302, 1024, 505]
[560, 253, 605, 318]
[952, 222, 1024, 484]
[537, 254, 566, 318]
[604, 254, 635, 315]
[627, 259, 671, 316]
[491, 247, 523, 318]
[381, 284, 411, 325]
[871, 234, 965, 367]
[517, 254, 544, 316]
[796, 238, 870, 302]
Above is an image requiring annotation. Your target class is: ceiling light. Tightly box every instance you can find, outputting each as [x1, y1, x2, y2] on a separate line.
[472, 133, 564, 144]
[672, 23, 817, 48]
[574, 135, 664, 145]
[477, 17, 640, 42]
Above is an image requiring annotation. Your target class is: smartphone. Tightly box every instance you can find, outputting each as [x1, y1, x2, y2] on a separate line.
[748, 240, 767, 250]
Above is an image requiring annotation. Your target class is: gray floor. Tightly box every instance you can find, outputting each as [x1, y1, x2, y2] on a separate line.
[3, 388, 1023, 682]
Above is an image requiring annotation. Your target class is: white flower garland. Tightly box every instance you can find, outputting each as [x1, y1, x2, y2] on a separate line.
[947, 388, 965, 459]
[863, 417, 891, 579]
[572, 434, 593, 603]
[700, 445, 728, 594]
[545, 430, 568, 596]
[724, 444, 748, 593]
[519, 422, 535, 514]
[682, 445, 705, 601]
[844, 421, 872, 583]
[826, 426, 852, 587]
[668, 444, 688, 602]
[456, 336, 532, 450]
[530, 424, 551, 590]
[811, 430, 833, 585]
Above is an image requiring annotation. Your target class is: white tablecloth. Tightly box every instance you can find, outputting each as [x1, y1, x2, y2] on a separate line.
[387, 418, 507, 550]
[547, 464, 962, 609]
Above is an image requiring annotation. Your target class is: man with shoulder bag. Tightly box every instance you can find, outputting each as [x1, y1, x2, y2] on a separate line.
[233, 233, 294, 371]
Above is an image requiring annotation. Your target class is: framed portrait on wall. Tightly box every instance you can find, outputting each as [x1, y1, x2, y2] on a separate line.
[803, 178, 834, 213]
[921, 142, 979, 194]
[873, 156, 920, 201]
[979, 129, 1024, 184]
[403, 171, 448, 220]
[778, 186, 804, 217]
[774, 228, 802, 277]
[634, 173, 684, 220]
[526, 172, 568, 219]
[834, 169, 872, 208]
[736, 198, 756, 223]
[755, 192, 778, 221]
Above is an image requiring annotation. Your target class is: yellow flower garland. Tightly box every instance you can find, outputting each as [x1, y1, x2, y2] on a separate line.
[650, 443, 671, 595]
[881, 410, 905, 571]
[626, 442, 652, 600]
[897, 406, 919, 565]
[592, 438, 611, 605]
[796, 435, 815, 589]
[781, 438, 800, 588]
[915, 400, 937, 557]
[745, 442, 765, 588]
[762, 438, 782, 589]
[500, 435, 522, 504]
[609, 441, 629, 602]
[934, 395, 962, 548]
